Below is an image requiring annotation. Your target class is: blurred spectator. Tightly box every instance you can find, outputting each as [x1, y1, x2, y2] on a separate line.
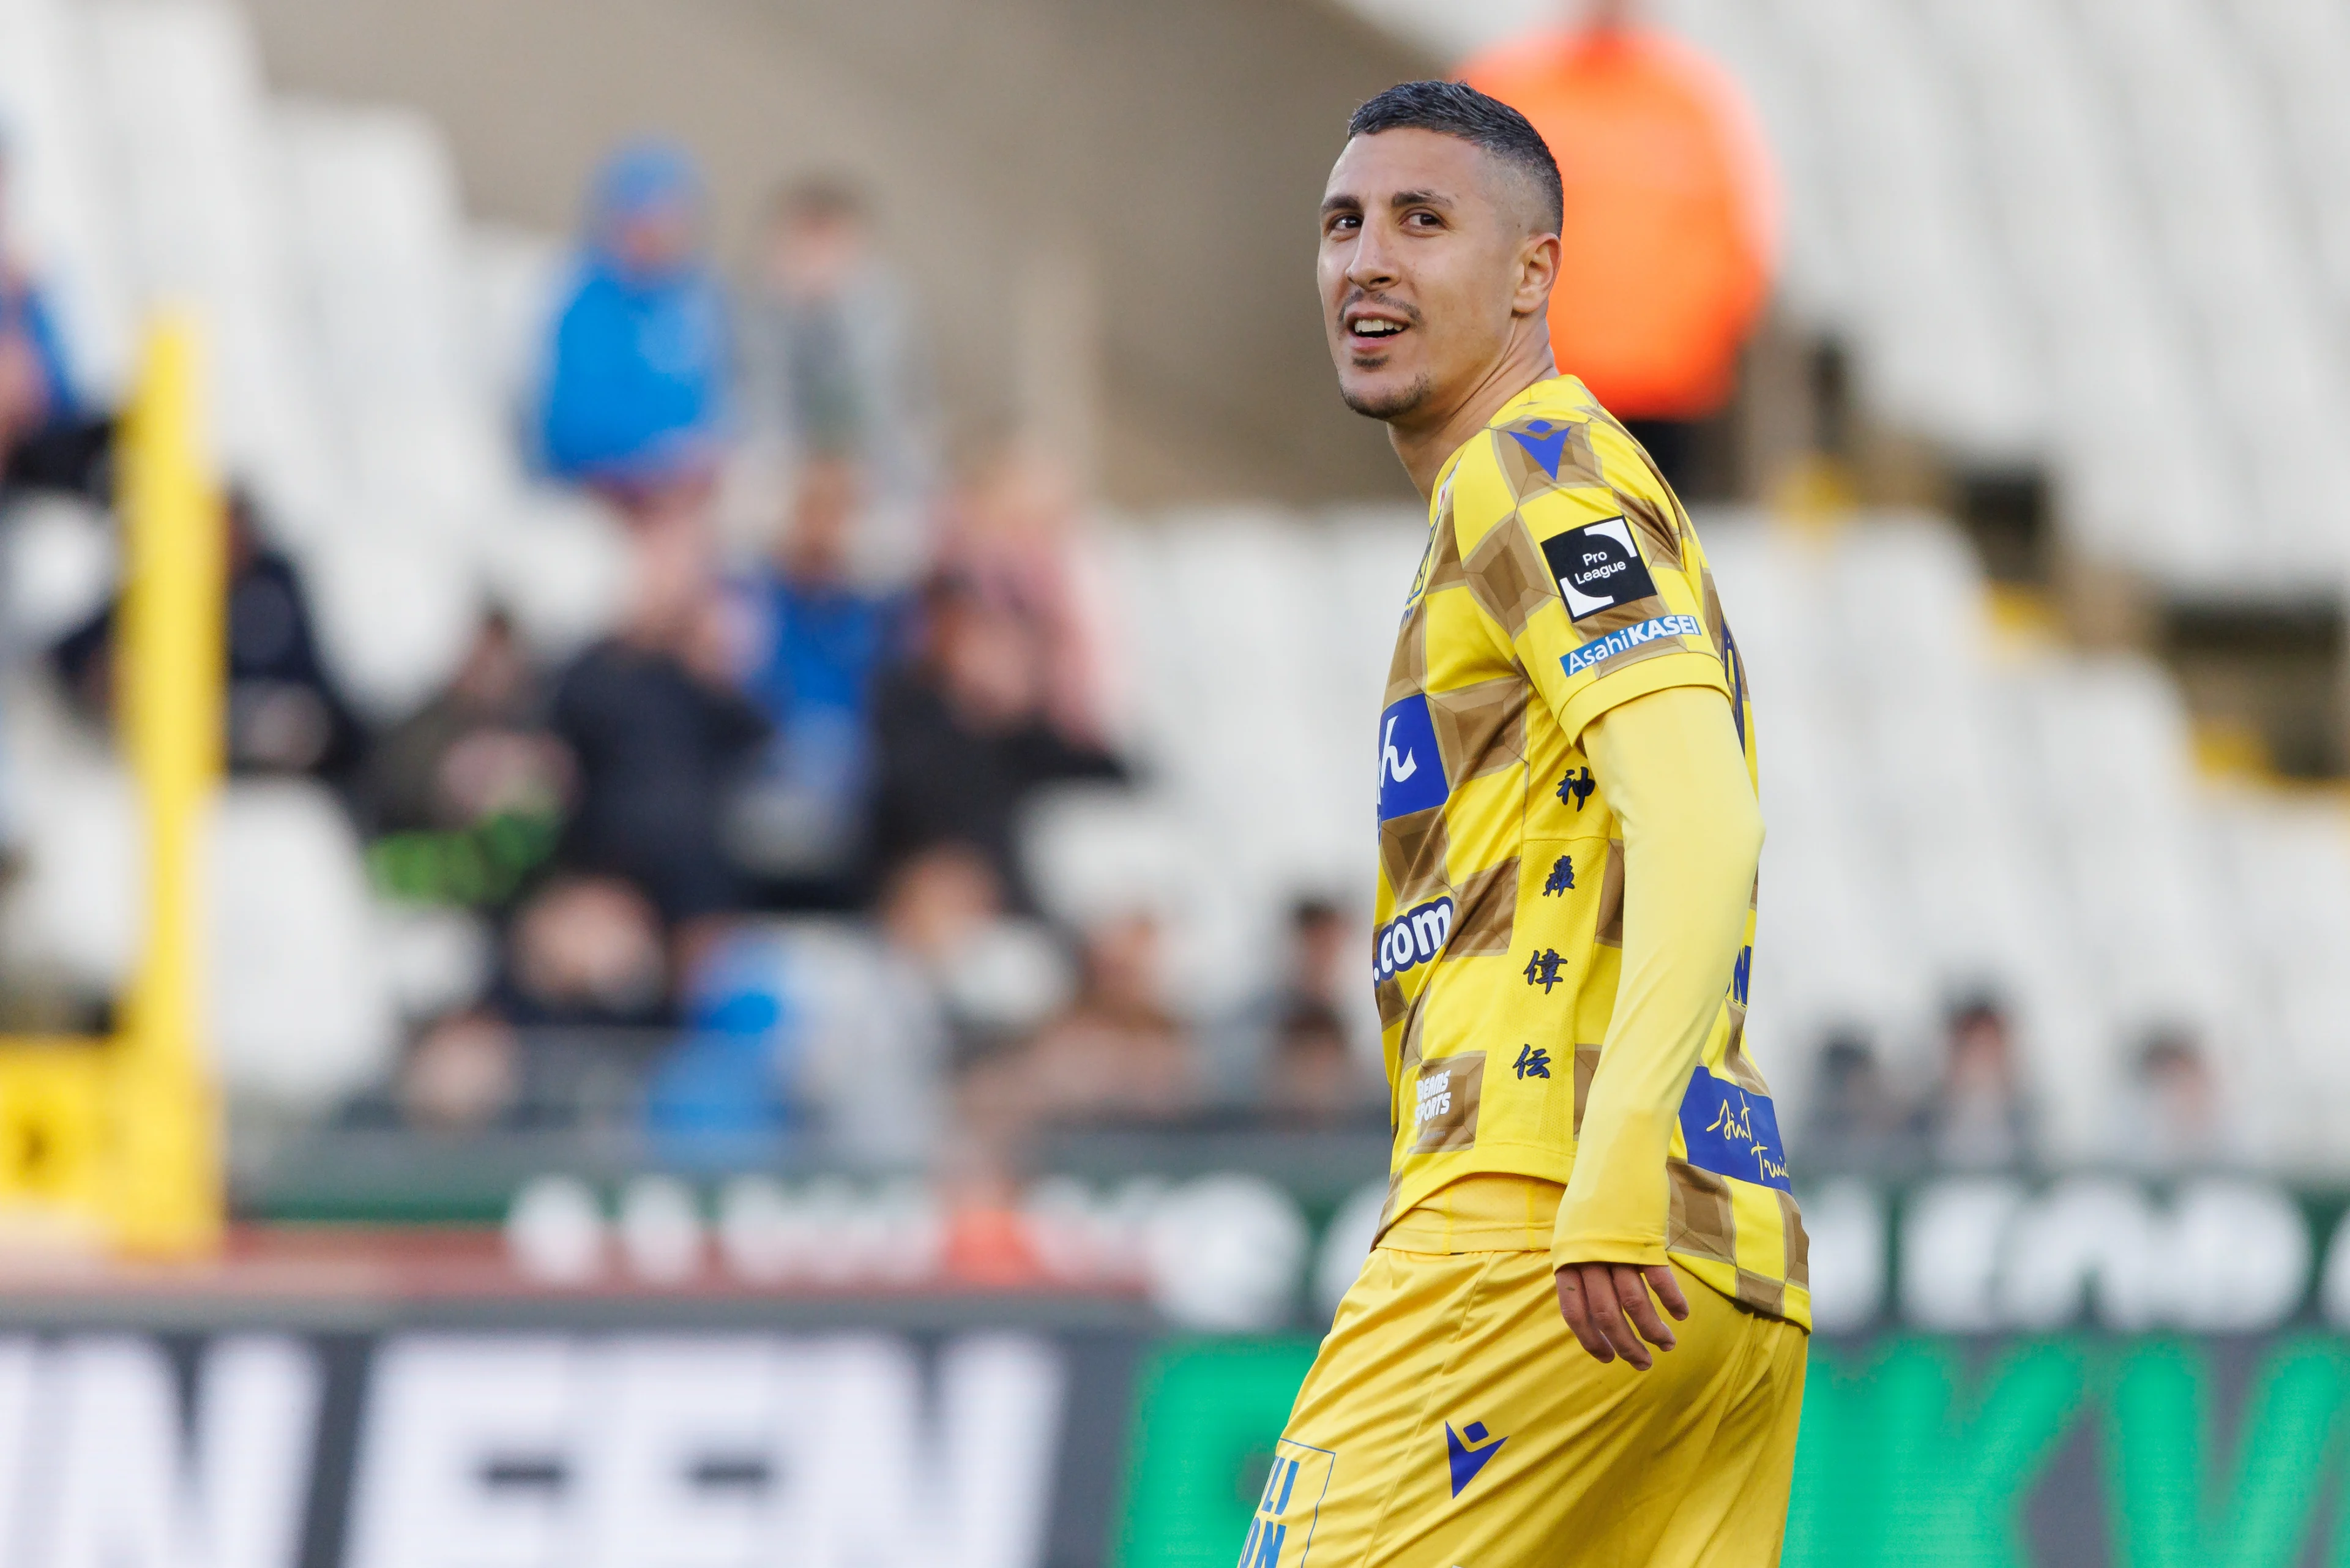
[643, 928, 799, 1163]
[0, 138, 106, 501]
[739, 178, 938, 543]
[398, 1011, 521, 1132]
[395, 875, 671, 1133]
[54, 488, 367, 782]
[1262, 999, 1382, 1126]
[362, 610, 572, 907]
[845, 844, 1021, 1160]
[938, 446, 1124, 746]
[718, 845, 1065, 1172]
[217, 496, 369, 781]
[641, 848, 995, 1171]
[1914, 996, 2039, 1170]
[879, 840, 1004, 980]
[492, 873, 670, 1030]
[1212, 896, 1358, 1103]
[873, 844, 1070, 1071]
[867, 573, 1122, 907]
[726, 457, 910, 897]
[539, 141, 729, 509]
[1013, 911, 1199, 1121]
[2108, 1031, 2246, 1171]
[960, 909, 1200, 1176]
[1462, 0, 1778, 488]
[1799, 1031, 1909, 1173]
[550, 516, 769, 926]
[395, 879, 667, 1133]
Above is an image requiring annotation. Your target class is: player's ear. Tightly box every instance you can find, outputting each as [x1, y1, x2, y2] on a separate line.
[1513, 230, 1561, 318]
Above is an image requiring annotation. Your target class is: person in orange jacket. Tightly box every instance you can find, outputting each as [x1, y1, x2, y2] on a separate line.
[1462, 0, 1778, 490]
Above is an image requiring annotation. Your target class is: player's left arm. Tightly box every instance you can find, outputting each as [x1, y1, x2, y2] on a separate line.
[1551, 684, 1761, 1369]
[1449, 431, 1755, 1365]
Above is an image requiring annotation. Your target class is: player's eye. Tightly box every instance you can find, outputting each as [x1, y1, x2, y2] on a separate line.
[1326, 212, 1360, 236]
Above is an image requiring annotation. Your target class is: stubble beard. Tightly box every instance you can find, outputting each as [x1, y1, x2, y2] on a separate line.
[1340, 371, 1435, 424]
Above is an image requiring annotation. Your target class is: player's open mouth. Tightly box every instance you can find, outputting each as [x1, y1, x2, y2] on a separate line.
[1346, 312, 1409, 346]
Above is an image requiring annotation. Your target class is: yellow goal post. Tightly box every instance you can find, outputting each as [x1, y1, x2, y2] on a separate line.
[0, 313, 225, 1256]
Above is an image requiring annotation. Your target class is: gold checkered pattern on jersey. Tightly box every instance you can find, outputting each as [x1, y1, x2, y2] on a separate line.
[1370, 374, 1808, 1328]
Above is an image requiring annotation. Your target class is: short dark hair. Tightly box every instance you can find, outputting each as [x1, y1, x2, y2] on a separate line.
[1275, 999, 1349, 1051]
[2137, 1029, 2200, 1077]
[771, 175, 865, 225]
[1944, 990, 2009, 1034]
[1346, 80, 1563, 233]
[1289, 895, 1343, 932]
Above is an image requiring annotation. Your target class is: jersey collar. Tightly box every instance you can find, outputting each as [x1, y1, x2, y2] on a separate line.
[1431, 373, 1597, 502]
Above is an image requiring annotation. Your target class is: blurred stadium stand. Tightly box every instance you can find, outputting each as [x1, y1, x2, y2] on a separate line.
[0, 0, 2346, 1209]
[1691, 0, 2350, 592]
[0, 0, 628, 1114]
[1103, 504, 2350, 1173]
[1359, 0, 2350, 595]
[231, 0, 1425, 505]
[1704, 510, 2350, 1168]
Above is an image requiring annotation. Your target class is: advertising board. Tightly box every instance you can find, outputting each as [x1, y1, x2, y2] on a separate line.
[2, 1322, 2345, 1567]
[1120, 1332, 2350, 1567]
[4, 1170, 2349, 1566]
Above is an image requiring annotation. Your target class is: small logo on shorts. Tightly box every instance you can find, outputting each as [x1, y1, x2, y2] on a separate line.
[1445, 1421, 1505, 1496]
[1239, 1438, 1337, 1566]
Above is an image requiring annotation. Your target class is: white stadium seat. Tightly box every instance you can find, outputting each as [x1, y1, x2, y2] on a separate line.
[0, 739, 394, 1113]
[274, 100, 517, 526]
[0, 0, 136, 400]
[459, 223, 567, 442]
[297, 519, 483, 723]
[0, 492, 116, 648]
[84, 0, 341, 529]
[0, 696, 140, 993]
[208, 777, 397, 1109]
[477, 487, 633, 665]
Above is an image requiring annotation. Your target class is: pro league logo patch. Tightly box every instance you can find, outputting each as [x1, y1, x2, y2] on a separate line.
[1542, 517, 1657, 621]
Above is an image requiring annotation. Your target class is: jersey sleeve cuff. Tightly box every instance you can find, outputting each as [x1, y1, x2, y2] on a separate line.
[1556, 651, 1733, 750]
[1549, 1234, 1671, 1271]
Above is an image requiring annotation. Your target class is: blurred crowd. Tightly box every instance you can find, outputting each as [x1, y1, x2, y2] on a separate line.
[1802, 997, 2246, 1178]
[0, 0, 2274, 1198]
[0, 133, 1387, 1195]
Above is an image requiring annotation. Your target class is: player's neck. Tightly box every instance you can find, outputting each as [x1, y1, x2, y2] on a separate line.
[1388, 334, 1561, 499]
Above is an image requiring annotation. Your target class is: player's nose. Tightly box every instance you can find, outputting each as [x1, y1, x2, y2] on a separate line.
[1344, 228, 1400, 290]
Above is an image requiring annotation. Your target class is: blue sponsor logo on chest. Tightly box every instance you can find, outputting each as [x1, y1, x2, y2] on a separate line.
[1373, 895, 1454, 984]
[1676, 1065, 1792, 1190]
[1377, 694, 1447, 820]
[1561, 613, 1703, 678]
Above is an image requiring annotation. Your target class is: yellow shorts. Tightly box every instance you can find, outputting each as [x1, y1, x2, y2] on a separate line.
[1244, 1205, 1807, 1566]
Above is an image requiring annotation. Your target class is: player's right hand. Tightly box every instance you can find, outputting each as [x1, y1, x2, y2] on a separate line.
[1554, 1261, 1690, 1371]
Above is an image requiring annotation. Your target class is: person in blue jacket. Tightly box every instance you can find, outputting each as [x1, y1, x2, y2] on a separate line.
[537, 140, 730, 506]
[0, 137, 107, 499]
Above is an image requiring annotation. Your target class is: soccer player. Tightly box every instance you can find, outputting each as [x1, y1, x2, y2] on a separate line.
[1237, 81, 1807, 1566]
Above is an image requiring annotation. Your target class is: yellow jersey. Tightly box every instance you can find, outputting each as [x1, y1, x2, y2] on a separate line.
[1371, 374, 1808, 1327]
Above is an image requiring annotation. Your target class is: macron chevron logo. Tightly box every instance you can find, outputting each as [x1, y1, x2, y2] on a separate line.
[1508, 420, 1573, 479]
[1445, 1421, 1505, 1497]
